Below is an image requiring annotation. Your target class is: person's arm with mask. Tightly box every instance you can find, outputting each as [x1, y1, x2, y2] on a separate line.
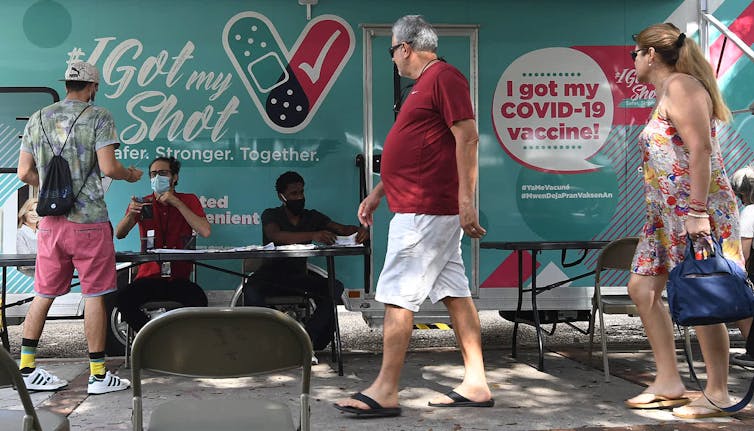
[155, 190, 211, 238]
[325, 221, 370, 244]
[264, 209, 336, 245]
[264, 221, 337, 245]
[115, 196, 149, 239]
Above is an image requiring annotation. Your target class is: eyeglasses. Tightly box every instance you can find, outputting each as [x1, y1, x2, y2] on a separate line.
[388, 41, 412, 58]
[149, 169, 171, 178]
[630, 48, 646, 61]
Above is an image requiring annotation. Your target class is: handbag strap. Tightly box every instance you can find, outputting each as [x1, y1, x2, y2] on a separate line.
[678, 324, 754, 412]
[683, 233, 722, 260]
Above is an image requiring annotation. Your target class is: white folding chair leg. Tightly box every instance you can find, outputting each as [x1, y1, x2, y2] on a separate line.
[124, 325, 134, 369]
[229, 284, 244, 307]
[588, 305, 597, 359]
[599, 308, 610, 382]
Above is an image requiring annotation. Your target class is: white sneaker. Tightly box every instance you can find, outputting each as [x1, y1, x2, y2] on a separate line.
[311, 354, 319, 365]
[22, 367, 68, 391]
[87, 371, 130, 395]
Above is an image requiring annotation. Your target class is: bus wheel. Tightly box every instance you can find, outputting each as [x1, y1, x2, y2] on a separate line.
[104, 293, 128, 356]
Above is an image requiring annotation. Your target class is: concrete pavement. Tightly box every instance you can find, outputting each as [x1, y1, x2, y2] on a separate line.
[2, 313, 754, 430]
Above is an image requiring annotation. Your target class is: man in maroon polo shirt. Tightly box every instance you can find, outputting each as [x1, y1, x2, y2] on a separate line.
[336, 15, 492, 418]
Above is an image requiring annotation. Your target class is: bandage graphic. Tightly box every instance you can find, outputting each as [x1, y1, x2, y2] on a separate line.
[223, 12, 354, 133]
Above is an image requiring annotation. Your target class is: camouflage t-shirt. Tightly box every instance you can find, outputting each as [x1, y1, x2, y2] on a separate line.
[20, 99, 119, 223]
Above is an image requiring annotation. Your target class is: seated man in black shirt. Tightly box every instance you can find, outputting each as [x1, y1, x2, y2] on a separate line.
[243, 171, 368, 351]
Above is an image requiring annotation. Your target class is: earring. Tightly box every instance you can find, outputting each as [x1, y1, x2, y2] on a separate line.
[648, 63, 653, 67]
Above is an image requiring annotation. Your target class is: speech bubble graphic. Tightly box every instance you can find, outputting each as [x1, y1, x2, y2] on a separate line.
[223, 12, 354, 134]
[492, 47, 614, 173]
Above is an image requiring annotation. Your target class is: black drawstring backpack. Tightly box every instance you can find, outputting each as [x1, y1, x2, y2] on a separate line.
[36, 105, 96, 216]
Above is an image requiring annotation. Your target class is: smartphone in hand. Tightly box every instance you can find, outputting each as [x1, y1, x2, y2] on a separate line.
[134, 196, 153, 219]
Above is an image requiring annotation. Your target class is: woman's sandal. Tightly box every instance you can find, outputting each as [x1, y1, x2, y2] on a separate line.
[625, 393, 690, 409]
[672, 397, 733, 419]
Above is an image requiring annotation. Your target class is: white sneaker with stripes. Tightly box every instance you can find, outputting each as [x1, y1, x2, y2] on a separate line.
[87, 371, 130, 395]
[22, 367, 68, 391]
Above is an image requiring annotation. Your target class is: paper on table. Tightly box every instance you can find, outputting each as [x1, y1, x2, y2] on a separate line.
[231, 243, 275, 251]
[149, 243, 276, 253]
[333, 233, 363, 247]
[276, 243, 316, 250]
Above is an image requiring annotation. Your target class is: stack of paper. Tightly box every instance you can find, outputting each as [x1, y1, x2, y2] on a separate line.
[333, 233, 363, 247]
[148, 248, 205, 254]
[276, 244, 316, 250]
[230, 243, 275, 251]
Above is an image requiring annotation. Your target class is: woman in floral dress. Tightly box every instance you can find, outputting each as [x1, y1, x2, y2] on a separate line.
[624, 23, 743, 419]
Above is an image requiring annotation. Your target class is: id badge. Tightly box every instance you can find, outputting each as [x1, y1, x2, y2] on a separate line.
[160, 261, 171, 278]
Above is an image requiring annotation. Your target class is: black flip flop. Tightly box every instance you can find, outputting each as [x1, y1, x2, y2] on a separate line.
[428, 390, 495, 407]
[334, 392, 402, 418]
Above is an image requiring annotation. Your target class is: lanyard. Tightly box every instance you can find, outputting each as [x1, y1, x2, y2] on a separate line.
[155, 202, 170, 249]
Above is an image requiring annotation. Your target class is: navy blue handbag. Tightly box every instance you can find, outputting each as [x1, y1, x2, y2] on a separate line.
[667, 235, 754, 326]
[668, 235, 754, 412]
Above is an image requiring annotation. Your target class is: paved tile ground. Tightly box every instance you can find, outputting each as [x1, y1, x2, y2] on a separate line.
[2, 342, 753, 430]
[2, 311, 753, 430]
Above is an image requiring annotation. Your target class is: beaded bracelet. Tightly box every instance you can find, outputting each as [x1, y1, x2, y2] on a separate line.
[687, 212, 709, 219]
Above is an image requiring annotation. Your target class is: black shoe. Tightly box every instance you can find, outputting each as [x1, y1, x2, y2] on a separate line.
[730, 352, 754, 367]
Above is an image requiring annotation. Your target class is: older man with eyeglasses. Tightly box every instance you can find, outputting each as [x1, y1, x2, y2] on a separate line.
[335, 14, 492, 418]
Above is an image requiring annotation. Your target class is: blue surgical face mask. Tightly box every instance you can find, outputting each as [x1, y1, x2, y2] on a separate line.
[151, 175, 171, 194]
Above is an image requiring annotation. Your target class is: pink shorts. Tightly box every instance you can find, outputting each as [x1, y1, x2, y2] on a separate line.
[35, 216, 117, 298]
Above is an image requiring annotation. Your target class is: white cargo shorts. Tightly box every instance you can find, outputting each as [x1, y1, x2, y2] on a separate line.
[375, 213, 470, 312]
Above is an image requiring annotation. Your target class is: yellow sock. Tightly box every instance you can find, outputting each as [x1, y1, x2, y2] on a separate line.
[89, 352, 106, 376]
[19, 346, 36, 370]
[19, 338, 38, 371]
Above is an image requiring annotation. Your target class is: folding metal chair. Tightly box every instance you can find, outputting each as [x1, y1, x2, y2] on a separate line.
[588, 237, 640, 382]
[0, 348, 70, 431]
[130, 307, 312, 431]
[588, 237, 691, 381]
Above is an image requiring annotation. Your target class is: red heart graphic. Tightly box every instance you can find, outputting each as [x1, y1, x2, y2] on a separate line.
[223, 12, 355, 133]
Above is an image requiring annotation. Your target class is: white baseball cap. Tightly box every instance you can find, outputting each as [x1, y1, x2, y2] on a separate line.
[62, 61, 99, 83]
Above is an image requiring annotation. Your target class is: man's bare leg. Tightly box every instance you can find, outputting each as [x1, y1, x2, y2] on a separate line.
[19, 296, 68, 391]
[83, 296, 106, 353]
[22, 296, 54, 340]
[335, 304, 413, 409]
[429, 296, 491, 404]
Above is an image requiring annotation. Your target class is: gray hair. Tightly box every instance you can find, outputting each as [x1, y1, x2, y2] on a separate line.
[730, 165, 754, 203]
[392, 15, 438, 53]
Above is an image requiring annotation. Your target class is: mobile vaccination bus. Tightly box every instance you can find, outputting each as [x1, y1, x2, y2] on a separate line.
[1, 0, 753, 353]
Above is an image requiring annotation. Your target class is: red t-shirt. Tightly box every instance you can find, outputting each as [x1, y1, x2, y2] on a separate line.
[132, 192, 206, 280]
[380, 61, 474, 215]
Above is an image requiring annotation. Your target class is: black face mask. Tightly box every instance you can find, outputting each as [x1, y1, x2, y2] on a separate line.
[285, 198, 305, 215]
